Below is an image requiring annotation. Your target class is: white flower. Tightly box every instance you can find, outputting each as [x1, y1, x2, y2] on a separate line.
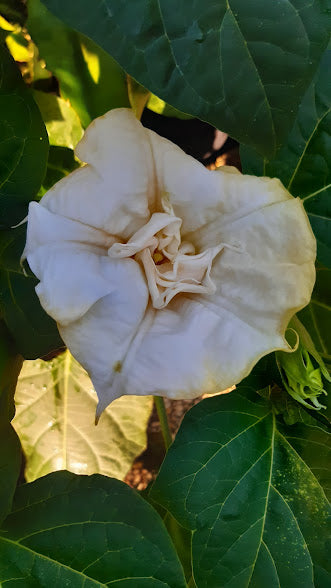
[24, 108, 316, 416]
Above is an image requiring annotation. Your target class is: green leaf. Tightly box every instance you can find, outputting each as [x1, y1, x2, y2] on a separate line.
[27, 0, 130, 127]
[43, 0, 328, 156]
[0, 225, 64, 358]
[13, 350, 153, 482]
[0, 43, 48, 225]
[0, 322, 22, 524]
[0, 1, 27, 26]
[151, 387, 330, 588]
[298, 265, 331, 370]
[0, 320, 22, 419]
[241, 352, 281, 391]
[33, 90, 83, 148]
[147, 94, 193, 120]
[39, 145, 80, 196]
[0, 422, 21, 525]
[241, 48, 331, 267]
[0, 471, 187, 587]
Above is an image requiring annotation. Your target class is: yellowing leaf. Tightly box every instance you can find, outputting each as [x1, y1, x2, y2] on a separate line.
[13, 351, 153, 481]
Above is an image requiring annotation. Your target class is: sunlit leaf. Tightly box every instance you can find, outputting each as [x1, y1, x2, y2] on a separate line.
[13, 351, 153, 481]
[0, 471, 187, 587]
[0, 43, 48, 225]
[44, 0, 328, 156]
[27, 0, 130, 127]
[33, 90, 83, 149]
[151, 387, 330, 588]
[147, 94, 193, 120]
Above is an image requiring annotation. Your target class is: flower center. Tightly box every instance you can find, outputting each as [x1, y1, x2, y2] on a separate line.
[108, 212, 223, 309]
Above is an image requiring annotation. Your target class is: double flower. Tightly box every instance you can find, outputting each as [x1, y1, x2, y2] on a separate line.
[24, 109, 316, 416]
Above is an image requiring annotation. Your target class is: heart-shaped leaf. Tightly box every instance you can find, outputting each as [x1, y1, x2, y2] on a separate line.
[151, 387, 330, 588]
[0, 43, 48, 226]
[13, 351, 153, 481]
[241, 48, 331, 268]
[0, 471, 186, 587]
[43, 0, 328, 156]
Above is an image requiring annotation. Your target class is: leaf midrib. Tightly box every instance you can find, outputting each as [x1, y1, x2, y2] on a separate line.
[0, 535, 107, 586]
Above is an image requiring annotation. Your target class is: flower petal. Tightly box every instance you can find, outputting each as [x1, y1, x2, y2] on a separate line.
[58, 260, 149, 415]
[25, 203, 119, 325]
[124, 296, 287, 399]
[40, 109, 156, 239]
[147, 129, 290, 234]
[191, 197, 316, 333]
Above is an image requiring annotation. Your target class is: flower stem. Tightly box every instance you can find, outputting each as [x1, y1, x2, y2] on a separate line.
[154, 396, 172, 450]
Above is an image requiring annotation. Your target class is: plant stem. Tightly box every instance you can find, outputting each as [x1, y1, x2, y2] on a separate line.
[154, 396, 172, 450]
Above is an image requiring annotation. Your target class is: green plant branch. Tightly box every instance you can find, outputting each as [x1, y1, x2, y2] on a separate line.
[154, 396, 172, 450]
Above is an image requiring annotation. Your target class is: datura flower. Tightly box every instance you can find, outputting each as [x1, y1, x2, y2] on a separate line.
[24, 108, 316, 417]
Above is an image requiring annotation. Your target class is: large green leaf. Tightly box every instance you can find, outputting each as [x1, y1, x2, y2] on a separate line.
[0, 471, 187, 586]
[0, 224, 64, 358]
[151, 387, 330, 588]
[27, 0, 130, 127]
[33, 90, 83, 149]
[0, 43, 48, 225]
[241, 48, 331, 268]
[298, 266, 331, 370]
[13, 350, 153, 481]
[43, 0, 328, 156]
[0, 322, 22, 524]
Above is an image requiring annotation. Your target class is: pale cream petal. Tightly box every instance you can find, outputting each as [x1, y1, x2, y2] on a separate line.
[25, 202, 116, 252]
[192, 197, 316, 333]
[125, 296, 287, 399]
[124, 197, 316, 400]
[40, 109, 155, 239]
[58, 261, 149, 415]
[25, 203, 120, 325]
[147, 129, 290, 234]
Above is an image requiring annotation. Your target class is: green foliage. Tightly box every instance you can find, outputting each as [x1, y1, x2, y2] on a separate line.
[0, 0, 26, 26]
[27, 0, 130, 127]
[39, 145, 80, 196]
[0, 2, 329, 585]
[0, 471, 187, 586]
[147, 94, 193, 120]
[0, 422, 21, 524]
[151, 387, 330, 588]
[298, 266, 331, 371]
[33, 90, 83, 148]
[241, 48, 331, 269]
[13, 351, 153, 481]
[0, 225, 64, 358]
[0, 322, 22, 524]
[276, 316, 330, 411]
[0, 43, 48, 226]
[43, 0, 328, 156]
